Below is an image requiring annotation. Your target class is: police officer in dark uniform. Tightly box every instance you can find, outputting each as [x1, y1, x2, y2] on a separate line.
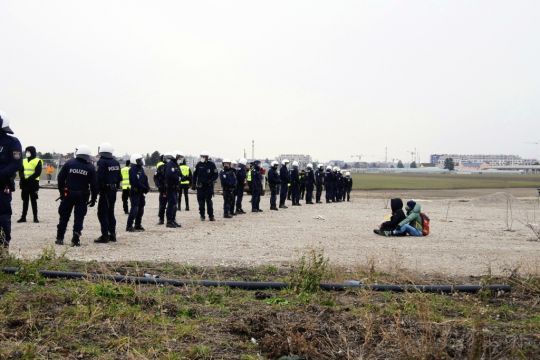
[250, 160, 263, 212]
[278, 159, 290, 209]
[126, 153, 149, 232]
[56, 145, 98, 246]
[324, 165, 334, 203]
[94, 143, 121, 244]
[299, 169, 306, 200]
[305, 163, 315, 204]
[192, 151, 218, 221]
[315, 164, 325, 204]
[0, 112, 23, 252]
[335, 168, 343, 202]
[268, 161, 281, 210]
[165, 151, 182, 228]
[290, 161, 301, 206]
[219, 159, 237, 218]
[17, 146, 42, 223]
[234, 158, 247, 214]
[344, 171, 353, 201]
[154, 153, 168, 225]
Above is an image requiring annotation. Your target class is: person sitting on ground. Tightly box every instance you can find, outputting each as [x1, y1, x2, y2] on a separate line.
[394, 200, 423, 236]
[374, 198, 406, 236]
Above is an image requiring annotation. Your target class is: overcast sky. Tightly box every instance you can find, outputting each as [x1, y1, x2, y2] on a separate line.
[1, 1, 539, 162]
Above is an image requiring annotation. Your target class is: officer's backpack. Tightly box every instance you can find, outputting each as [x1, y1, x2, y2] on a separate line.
[420, 212, 430, 236]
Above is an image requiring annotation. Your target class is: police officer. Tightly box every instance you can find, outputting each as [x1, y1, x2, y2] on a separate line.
[290, 161, 301, 206]
[94, 143, 121, 243]
[220, 159, 237, 218]
[154, 153, 168, 225]
[192, 151, 218, 221]
[315, 164, 325, 204]
[17, 146, 42, 223]
[126, 154, 149, 232]
[325, 165, 334, 203]
[234, 158, 247, 214]
[0, 111, 22, 252]
[120, 159, 131, 214]
[268, 160, 281, 210]
[229, 160, 238, 215]
[335, 167, 343, 202]
[250, 160, 263, 212]
[165, 151, 182, 228]
[56, 145, 98, 246]
[278, 159, 290, 208]
[299, 169, 306, 200]
[305, 163, 315, 204]
[344, 171, 353, 201]
[178, 154, 192, 211]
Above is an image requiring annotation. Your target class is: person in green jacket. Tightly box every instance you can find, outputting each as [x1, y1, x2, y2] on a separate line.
[394, 200, 423, 236]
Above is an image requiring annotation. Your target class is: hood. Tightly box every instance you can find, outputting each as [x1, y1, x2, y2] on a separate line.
[406, 201, 421, 213]
[25, 146, 37, 158]
[390, 198, 403, 212]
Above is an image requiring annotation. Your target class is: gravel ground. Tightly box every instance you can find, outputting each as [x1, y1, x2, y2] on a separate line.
[7, 188, 540, 276]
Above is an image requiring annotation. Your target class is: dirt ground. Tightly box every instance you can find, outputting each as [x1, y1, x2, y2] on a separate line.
[7, 188, 540, 277]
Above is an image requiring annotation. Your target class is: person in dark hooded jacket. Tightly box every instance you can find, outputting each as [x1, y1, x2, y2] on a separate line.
[374, 198, 406, 236]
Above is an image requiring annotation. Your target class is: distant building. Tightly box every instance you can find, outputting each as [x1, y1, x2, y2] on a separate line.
[430, 154, 538, 168]
[277, 154, 313, 168]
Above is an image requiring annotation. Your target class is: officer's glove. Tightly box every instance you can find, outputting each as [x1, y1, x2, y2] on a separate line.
[88, 199, 96, 207]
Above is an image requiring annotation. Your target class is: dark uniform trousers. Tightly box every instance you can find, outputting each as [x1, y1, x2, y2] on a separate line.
[197, 185, 214, 217]
[270, 184, 279, 208]
[279, 183, 288, 206]
[0, 191, 13, 245]
[291, 184, 300, 205]
[122, 189, 130, 213]
[251, 188, 261, 210]
[57, 192, 89, 238]
[127, 191, 145, 228]
[316, 185, 323, 202]
[306, 184, 314, 203]
[158, 190, 167, 221]
[178, 184, 190, 210]
[20, 184, 39, 218]
[98, 189, 117, 236]
[223, 188, 234, 215]
[235, 184, 244, 211]
[166, 188, 178, 221]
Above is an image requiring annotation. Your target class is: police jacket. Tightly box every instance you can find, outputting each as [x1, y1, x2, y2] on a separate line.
[268, 167, 281, 185]
[279, 165, 290, 183]
[290, 168, 300, 185]
[305, 169, 315, 186]
[154, 162, 166, 191]
[96, 156, 121, 191]
[165, 161, 180, 190]
[324, 170, 335, 186]
[0, 132, 23, 189]
[57, 158, 97, 200]
[344, 177, 353, 191]
[219, 168, 237, 190]
[315, 169, 325, 186]
[129, 164, 149, 193]
[336, 173, 344, 188]
[251, 166, 263, 190]
[235, 164, 246, 187]
[193, 161, 218, 188]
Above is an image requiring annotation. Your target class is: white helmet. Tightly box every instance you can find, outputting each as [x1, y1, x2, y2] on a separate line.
[231, 160, 238, 165]
[75, 144, 92, 157]
[333, 166, 339, 171]
[175, 150, 184, 158]
[0, 111, 14, 134]
[282, 159, 290, 165]
[326, 165, 332, 170]
[98, 142, 114, 155]
[306, 163, 313, 169]
[292, 161, 299, 167]
[271, 160, 279, 166]
[337, 168, 342, 173]
[222, 158, 231, 164]
[130, 153, 143, 164]
[318, 164, 323, 169]
[239, 158, 247, 165]
[200, 150, 210, 157]
[345, 171, 351, 176]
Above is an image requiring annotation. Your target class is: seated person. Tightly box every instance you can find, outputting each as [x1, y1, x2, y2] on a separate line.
[374, 198, 406, 236]
[394, 200, 423, 236]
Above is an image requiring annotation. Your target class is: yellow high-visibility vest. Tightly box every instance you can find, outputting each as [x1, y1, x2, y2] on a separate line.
[156, 161, 165, 169]
[121, 166, 131, 190]
[23, 158, 43, 180]
[180, 164, 190, 185]
[246, 169, 252, 182]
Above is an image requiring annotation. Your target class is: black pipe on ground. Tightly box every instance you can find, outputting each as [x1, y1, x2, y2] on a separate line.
[1, 267, 511, 293]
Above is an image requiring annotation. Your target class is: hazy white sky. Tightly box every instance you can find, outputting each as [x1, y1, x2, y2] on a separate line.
[1, 0, 539, 162]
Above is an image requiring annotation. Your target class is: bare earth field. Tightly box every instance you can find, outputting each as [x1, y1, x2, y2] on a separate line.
[8, 188, 540, 277]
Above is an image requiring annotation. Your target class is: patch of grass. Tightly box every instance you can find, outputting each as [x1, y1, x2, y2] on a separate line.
[288, 249, 329, 294]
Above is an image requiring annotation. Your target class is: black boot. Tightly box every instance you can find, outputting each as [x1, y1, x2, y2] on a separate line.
[33, 216, 39, 223]
[94, 235, 109, 244]
[224, 213, 232, 219]
[158, 218, 164, 225]
[71, 232, 81, 247]
[209, 216, 215, 221]
[173, 221, 182, 228]
[166, 221, 177, 228]
[17, 217, 26, 223]
[134, 225, 145, 232]
[55, 237, 64, 245]
[109, 233, 117, 242]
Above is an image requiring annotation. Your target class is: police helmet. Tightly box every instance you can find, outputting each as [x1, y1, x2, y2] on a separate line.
[200, 150, 210, 157]
[281, 159, 289, 165]
[98, 142, 114, 157]
[318, 164, 324, 169]
[130, 153, 143, 164]
[239, 158, 247, 165]
[231, 160, 238, 166]
[306, 163, 313, 169]
[292, 161, 299, 167]
[326, 165, 332, 170]
[222, 158, 231, 164]
[175, 150, 184, 158]
[271, 160, 279, 167]
[75, 145, 92, 162]
[333, 166, 339, 172]
[345, 171, 351, 177]
[0, 111, 14, 134]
